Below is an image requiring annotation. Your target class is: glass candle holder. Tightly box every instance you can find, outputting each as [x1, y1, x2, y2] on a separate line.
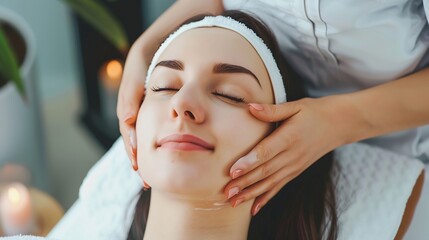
[0, 182, 37, 236]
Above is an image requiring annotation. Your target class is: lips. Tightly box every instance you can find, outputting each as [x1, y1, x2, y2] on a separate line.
[157, 134, 214, 151]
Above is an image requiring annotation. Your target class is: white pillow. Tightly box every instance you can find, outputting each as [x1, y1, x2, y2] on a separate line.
[333, 143, 424, 240]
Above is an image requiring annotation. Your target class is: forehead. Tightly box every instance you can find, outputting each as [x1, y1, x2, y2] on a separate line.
[156, 27, 273, 97]
[158, 27, 266, 71]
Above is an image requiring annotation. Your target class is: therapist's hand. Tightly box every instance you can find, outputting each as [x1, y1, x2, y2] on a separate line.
[224, 96, 348, 215]
[117, 41, 148, 171]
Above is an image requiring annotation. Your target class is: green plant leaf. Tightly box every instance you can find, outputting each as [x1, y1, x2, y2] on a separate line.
[0, 26, 25, 97]
[62, 0, 129, 52]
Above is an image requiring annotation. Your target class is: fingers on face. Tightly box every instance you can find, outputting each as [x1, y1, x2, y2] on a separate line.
[117, 81, 145, 171]
[251, 177, 289, 216]
[228, 166, 285, 207]
[275, 101, 301, 121]
[231, 128, 293, 179]
[229, 165, 300, 214]
[119, 124, 138, 170]
[227, 151, 297, 200]
[117, 78, 145, 122]
[249, 101, 301, 122]
[226, 152, 289, 197]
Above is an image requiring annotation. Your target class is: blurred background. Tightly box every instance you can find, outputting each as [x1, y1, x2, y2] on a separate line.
[0, 0, 175, 213]
[1, 1, 428, 239]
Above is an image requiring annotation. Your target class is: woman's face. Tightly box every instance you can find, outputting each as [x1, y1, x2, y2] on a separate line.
[136, 27, 274, 200]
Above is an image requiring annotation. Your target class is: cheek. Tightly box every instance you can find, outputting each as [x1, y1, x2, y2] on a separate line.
[214, 110, 272, 175]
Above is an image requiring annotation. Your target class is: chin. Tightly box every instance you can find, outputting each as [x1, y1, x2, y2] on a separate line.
[143, 164, 225, 197]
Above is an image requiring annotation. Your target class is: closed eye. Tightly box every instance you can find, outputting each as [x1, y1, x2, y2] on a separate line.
[150, 86, 178, 92]
[213, 91, 245, 103]
[151, 86, 246, 104]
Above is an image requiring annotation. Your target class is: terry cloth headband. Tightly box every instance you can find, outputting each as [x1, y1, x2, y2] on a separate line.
[145, 15, 287, 104]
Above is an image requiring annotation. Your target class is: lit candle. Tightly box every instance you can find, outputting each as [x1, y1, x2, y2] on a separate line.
[0, 183, 36, 236]
[99, 59, 123, 130]
[99, 59, 123, 91]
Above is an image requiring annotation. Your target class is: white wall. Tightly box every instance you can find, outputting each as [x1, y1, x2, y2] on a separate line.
[0, 0, 79, 100]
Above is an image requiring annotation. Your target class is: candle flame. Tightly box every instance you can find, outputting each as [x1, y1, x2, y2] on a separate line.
[7, 187, 21, 205]
[106, 60, 123, 80]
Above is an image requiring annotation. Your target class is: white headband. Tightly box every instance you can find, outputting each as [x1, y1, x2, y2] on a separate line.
[145, 15, 287, 104]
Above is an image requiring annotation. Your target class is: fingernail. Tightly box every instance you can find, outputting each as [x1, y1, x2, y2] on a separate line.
[130, 146, 136, 158]
[130, 150, 138, 170]
[249, 103, 264, 111]
[129, 129, 137, 150]
[131, 157, 138, 171]
[231, 169, 243, 179]
[253, 203, 261, 216]
[228, 187, 239, 199]
[233, 198, 244, 208]
[124, 113, 134, 123]
[239, 151, 258, 166]
[231, 153, 256, 177]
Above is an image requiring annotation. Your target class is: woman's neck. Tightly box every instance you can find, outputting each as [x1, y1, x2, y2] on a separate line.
[143, 189, 253, 240]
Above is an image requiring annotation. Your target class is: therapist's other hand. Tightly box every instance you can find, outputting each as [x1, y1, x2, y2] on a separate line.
[117, 41, 148, 171]
[225, 96, 346, 215]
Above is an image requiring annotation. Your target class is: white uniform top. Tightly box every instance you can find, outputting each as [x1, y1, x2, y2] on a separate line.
[223, 0, 429, 161]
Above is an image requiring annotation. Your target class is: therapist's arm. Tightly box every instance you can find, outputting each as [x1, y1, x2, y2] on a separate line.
[226, 66, 429, 215]
[136, 0, 224, 64]
[117, 0, 224, 169]
[340, 67, 429, 144]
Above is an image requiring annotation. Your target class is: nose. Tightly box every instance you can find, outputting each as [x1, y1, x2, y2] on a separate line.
[170, 88, 205, 124]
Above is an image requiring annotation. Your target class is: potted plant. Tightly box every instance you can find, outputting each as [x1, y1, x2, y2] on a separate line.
[0, 1, 129, 190]
[0, 6, 44, 189]
[0, 0, 129, 97]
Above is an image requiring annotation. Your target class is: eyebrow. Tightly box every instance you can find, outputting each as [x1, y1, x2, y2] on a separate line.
[155, 60, 261, 87]
[155, 60, 184, 70]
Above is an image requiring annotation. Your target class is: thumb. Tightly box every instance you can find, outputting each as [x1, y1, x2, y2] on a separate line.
[248, 102, 300, 122]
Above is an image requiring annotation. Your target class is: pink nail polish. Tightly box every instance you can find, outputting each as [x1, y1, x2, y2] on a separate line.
[249, 103, 264, 111]
[234, 198, 244, 208]
[129, 129, 137, 149]
[124, 113, 134, 123]
[232, 169, 243, 179]
[253, 203, 261, 216]
[132, 163, 138, 171]
[130, 146, 136, 158]
[228, 187, 239, 199]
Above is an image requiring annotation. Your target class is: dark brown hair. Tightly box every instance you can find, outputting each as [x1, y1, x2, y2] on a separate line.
[127, 10, 337, 240]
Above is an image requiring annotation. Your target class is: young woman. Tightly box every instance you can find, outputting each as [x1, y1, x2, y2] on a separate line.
[118, 1, 429, 228]
[126, 11, 337, 240]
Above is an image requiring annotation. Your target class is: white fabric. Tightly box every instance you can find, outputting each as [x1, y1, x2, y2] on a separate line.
[333, 144, 424, 240]
[0, 236, 50, 240]
[43, 200, 82, 240]
[145, 15, 287, 104]
[76, 139, 142, 240]
[222, 0, 429, 161]
[45, 138, 424, 240]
